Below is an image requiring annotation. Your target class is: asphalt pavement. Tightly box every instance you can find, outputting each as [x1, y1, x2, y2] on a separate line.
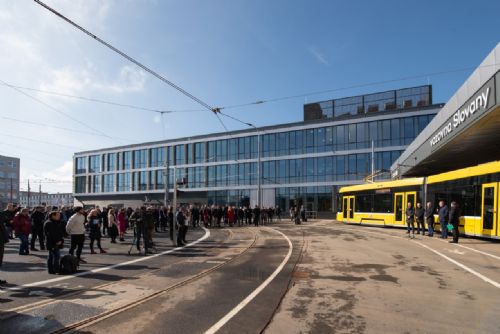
[1, 220, 499, 334]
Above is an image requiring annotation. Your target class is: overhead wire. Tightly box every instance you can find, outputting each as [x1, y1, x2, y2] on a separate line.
[0, 78, 111, 138]
[0, 81, 204, 114]
[33, 0, 229, 131]
[219, 63, 500, 111]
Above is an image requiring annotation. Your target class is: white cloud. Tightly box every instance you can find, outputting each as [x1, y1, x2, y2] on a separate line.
[92, 65, 147, 93]
[308, 46, 329, 66]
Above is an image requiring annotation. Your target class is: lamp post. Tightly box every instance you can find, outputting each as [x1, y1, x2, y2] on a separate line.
[245, 123, 261, 209]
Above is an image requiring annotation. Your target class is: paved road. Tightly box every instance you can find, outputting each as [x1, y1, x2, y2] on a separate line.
[1, 221, 499, 334]
[267, 222, 500, 334]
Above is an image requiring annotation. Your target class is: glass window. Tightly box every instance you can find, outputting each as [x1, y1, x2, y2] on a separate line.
[335, 125, 346, 151]
[228, 138, 238, 160]
[133, 149, 148, 169]
[104, 174, 115, 193]
[123, 151, 132, 170]
[75, 176, 86, 193]
[92, 175, 101, 193]
[305, 129, 315, 153]
[208, 141, 216, 163]
[403, 117, 415, 144]
[133, 171, 148, 191]
[186, 143, 194, 164]
[381, 120, 391, 145]
[194, 142, 205, 163]
[117, 173, 131, 192]
[175, 145, 185, 165]
[277, 132, 289, 156]
[348, 155, 357, 176]
[107, 153, 117, 171]
[150, 147, 165, 167]
[75, 157, 87, 174]
[356, 123, 367, 149]
[216, 140, 227, 162]
[390, 119, 401, 146]
[89, 155, 101, 173]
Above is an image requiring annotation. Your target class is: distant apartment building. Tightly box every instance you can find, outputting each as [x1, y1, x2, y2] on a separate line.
[18, 191, 74, 208]
[0, 155, 20, 209]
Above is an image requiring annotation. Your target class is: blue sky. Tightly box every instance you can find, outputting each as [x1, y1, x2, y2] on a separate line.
[0, 0, 499, 193]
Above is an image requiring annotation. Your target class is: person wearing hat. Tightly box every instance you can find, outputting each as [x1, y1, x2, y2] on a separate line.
[12, 208, 32, 255]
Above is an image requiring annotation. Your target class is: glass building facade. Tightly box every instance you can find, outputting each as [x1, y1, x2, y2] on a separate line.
[73, 87, 441, 214]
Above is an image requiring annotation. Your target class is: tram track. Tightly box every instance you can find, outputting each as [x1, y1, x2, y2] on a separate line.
[44, 227, 258, 334]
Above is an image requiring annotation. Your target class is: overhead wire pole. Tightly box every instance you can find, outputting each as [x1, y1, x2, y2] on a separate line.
[33, 0, 228, 131]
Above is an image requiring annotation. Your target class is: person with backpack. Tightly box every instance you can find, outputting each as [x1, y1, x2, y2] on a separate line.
[44, 211, 65, 274]
[66, 207, 87, 264]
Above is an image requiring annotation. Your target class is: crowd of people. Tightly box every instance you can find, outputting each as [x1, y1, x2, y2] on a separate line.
[0, 202, 294, 285]
[405, 200, 460, 243]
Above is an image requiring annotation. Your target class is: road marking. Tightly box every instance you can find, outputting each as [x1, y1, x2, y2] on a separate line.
[0, 228, 210, 294]
[447, 249, 466, 255]
[438, 240, 500, 261]
[337, 225, 500, 289]
[415, 241, 500, 289]
[203, 227, 293, 334]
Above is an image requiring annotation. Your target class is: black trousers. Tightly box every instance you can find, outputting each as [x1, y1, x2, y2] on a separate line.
[0, 243, 4, 267]
[452, 223, 459, 242]
[69, 234, 85, 259]
[416, 219, 425, 234]
[177, 225, 187, 245]
[31, 224, 45, 250]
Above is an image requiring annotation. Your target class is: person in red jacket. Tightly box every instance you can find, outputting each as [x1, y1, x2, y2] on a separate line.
[227, 207, 235, 227]
[12, 208, 32, 255]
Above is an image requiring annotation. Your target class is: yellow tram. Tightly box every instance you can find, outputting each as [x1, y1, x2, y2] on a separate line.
[337, 160, 500, 239]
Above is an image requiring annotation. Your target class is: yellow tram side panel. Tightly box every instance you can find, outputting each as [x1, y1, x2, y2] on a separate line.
[338, 177, 423, 226]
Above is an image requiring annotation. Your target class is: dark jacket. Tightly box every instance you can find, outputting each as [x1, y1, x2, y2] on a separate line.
[415, 207, 425, 222]
[31, 210, 46, 227]
[405, 207, 415, 223]
[44, 218, 65, 250]
[1, 209, 15, 228]
[176, 211, 186, 226]
[144, 211, 155, 230]
[438, 205, 449, 223]
[88, 216, 102, 239]
[425, 207, 435, 225]
[0, 220, 8, 245]
[449, 206, 460, 227]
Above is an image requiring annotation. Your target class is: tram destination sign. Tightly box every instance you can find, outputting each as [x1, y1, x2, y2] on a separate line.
[429, 78, 495, 148]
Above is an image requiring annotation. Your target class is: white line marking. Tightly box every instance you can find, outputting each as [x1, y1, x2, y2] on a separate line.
[1, 228, 210, 293]
[338, 225, 500, 289]
[415, 241, 500, 289]
[203, 227, 293, 334]
[437, 240, 500, 261]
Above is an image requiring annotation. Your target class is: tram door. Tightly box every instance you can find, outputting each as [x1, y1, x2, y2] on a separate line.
[394, 192, 417, 225]
[481, 183, 498, 237]
[342, 196, 355, 222]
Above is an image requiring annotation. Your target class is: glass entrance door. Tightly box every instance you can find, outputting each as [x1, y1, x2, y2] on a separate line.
[481, 183, 497, 237]
[348, 196, 354, 219]
[343, 197, 348, 222]
[394, 193, 404, 225]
